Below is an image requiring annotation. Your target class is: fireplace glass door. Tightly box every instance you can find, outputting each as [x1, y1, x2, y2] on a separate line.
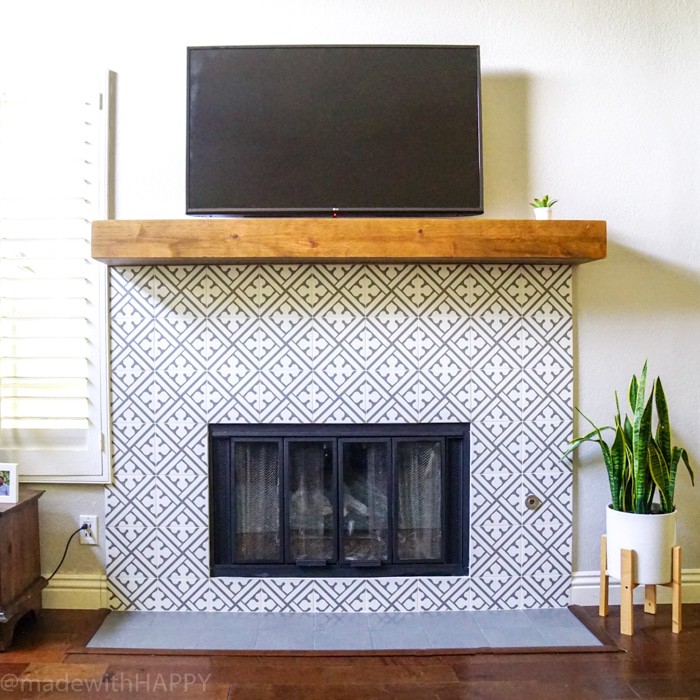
[396, 440, 444, 562]
[340, 440, 390, 564]
[287, 440, 336, 564]
[232, 440, 282, 563]
[210, 424, 468, 577]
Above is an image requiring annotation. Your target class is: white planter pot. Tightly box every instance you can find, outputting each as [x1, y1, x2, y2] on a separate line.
[606, 506, 677, 584]
[533, 207, 553, 220]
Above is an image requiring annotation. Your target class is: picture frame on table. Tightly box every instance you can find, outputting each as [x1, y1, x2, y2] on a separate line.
[0, 463, 18, 504]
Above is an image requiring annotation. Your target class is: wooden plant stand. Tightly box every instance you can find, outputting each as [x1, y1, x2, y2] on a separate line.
[599, 534, 682, 636]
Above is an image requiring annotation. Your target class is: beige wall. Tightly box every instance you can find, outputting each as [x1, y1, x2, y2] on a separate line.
[2, 0, 699, 578]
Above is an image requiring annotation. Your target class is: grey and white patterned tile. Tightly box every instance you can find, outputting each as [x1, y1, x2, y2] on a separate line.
[415, 577, 471, 612]
[152, 424, 207, 472]
[521, 472, 573, 578]
[471, 369, 522, 423]
[418, 383, 470, 423]
[155, 477, 208, 531]
[365, 328, 420, 386]
[470, 472, 523, 529]
[111, 316, 155, 374]
[470, 575, 522, 610]
[258, 371, 314, 423]
[107, 576, 161, 612]
[111, 372, 157, 425]
[106, 479, 158, 530]
[155, 528, 209, 580]
[158, 577, 211, 612]
[207, 316, 259, 371]
[522, 472, 572, 526]
[258, 578, 316, 613]
[470, 422, 522, 474]
[206, 266, 258, 316]
[420, 351, 469, 400]
[470, 526, 522, 578]
[151, 372, 208, 424]
[110, 267, 156, 318]
[499, 268, 549, 316]
[314, 344, 365, 394]
[520, 575, 571, 610]
[440, 267, 490, 316]
[521, 421, 572, 473]
[521, 367, 572, 422]
[520, 316, 573, 367]
[312, 372, 365, 423]
[111, 424, 157, 477]
[152, 316, 208, 371]
[365, 578, 419, 612]
[471, 316, 522, 370]
[152, 267, 209, 319]
[107, 525, 162, 581]
[206, 370, 261, 423]
[387, 265, 445, 314]
[209, 578, 262, 612]
[280, 266, 344, 315]
[105, 528, 155, 581]
[314, 579, 367, 613]
[420, 312, 471, 359]
[339, 266, 393, 315]
[527, 266, 572, 316]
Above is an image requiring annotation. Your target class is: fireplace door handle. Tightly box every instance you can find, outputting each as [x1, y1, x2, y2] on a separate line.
[295, 559, 328, 567]
[349, 560, 383, 568]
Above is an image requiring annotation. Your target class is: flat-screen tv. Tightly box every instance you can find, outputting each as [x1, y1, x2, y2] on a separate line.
[186, 45, 482, 217]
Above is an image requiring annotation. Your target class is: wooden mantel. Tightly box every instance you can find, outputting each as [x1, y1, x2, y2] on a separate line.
[91, 218, 606, 265]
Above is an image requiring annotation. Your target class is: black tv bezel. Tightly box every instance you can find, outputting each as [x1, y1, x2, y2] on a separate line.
[186, 44, 483, 218]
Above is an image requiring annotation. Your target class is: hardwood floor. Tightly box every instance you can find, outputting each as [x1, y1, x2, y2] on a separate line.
[1, 605, 699, 698]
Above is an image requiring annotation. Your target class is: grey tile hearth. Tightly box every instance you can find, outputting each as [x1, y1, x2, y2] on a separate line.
[87, 609, 601, 651]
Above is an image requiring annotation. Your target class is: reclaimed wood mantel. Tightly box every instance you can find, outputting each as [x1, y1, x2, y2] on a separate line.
[91, 218, 606, 265]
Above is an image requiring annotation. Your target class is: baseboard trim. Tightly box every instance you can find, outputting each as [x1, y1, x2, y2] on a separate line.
[42, 573, 109, 610]
[41, 571, 700, 610]
[570, 568, 700, 606]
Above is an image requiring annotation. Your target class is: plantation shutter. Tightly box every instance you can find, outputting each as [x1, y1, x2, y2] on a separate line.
[0, 71, 112, 482]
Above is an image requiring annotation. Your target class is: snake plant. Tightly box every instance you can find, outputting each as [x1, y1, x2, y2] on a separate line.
[564, 362, 694, 514]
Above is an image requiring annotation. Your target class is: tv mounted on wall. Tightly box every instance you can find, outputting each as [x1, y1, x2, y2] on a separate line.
[186, 45, 483, 217]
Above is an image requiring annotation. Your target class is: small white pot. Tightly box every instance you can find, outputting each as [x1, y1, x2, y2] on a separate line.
[606, 506, 677, 584]
[533, 207, 553, 220]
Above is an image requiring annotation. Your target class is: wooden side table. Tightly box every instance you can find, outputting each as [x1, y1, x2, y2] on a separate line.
[0, 490, 47, 651]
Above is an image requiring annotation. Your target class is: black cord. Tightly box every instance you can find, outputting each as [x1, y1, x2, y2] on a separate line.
[47, 526, 86, 582]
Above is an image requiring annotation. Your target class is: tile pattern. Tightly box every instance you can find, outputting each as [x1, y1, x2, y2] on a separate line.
[107, 263, 573, 611]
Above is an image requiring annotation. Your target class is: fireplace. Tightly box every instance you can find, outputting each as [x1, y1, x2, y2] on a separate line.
[210, 424, 469, 577]
[107, 262, 573, 612]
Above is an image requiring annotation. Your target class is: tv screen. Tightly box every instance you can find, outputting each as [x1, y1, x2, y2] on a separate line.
[187, 45, 482, 217]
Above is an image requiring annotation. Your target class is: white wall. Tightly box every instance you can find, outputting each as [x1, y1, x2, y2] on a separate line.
[3, 0, 699, 578]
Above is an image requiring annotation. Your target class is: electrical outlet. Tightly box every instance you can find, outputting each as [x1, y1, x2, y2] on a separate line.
[79, 515, 98, 545]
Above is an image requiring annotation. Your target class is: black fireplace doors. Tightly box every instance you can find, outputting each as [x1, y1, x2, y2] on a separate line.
[209, 424, 469, 577]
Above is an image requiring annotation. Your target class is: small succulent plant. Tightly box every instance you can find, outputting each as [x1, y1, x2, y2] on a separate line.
[530, 195, 558, 208]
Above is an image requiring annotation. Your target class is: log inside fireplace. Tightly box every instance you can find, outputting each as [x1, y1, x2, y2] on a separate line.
[209, 423, 469, 577]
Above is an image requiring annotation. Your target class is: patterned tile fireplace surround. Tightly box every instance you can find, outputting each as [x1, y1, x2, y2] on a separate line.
[107, 262, 573, 612]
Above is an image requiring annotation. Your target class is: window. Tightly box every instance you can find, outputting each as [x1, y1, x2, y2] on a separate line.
[0, 71, 112, 482]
